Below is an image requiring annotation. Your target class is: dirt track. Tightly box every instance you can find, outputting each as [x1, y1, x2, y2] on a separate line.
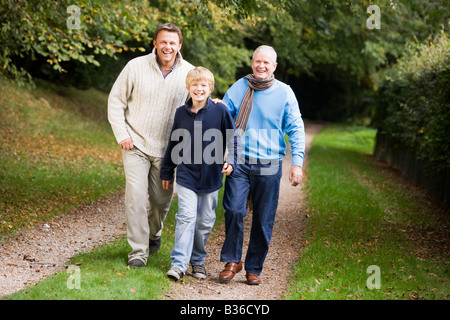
[164, 121, 323, 300]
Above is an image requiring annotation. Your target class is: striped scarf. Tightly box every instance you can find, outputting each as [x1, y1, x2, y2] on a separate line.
[235, 74, 275, 135]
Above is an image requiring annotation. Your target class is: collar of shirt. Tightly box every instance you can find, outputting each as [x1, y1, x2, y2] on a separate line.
[184, 97, 212, 115]
[157, 51, 179, 78]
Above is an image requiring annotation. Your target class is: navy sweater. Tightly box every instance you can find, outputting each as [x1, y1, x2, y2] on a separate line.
[160, 98, 238, 193]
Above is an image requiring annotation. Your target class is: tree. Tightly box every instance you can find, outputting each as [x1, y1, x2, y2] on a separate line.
[233, 0, 448, 120]
[0, 0, 254, 93]
[0, 0, 152, 86]
[2, 0, 448, 121]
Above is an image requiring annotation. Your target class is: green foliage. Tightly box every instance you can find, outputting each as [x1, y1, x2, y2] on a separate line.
[373, 30, 450, 172]
[0, 0, 255, 94]
[200, 0, 295, 21]
[0, 0, 153, 87]
[232, 0, 448, 120]
[1, 0, 448, 118]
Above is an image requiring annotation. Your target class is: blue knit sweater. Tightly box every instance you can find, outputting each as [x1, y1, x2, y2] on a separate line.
[223, 77, 305, 167]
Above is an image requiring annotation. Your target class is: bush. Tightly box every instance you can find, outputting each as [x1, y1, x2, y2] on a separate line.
[373, 29, 450, 173]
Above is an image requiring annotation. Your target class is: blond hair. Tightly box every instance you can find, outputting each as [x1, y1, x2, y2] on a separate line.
[186, 66, 215, 92]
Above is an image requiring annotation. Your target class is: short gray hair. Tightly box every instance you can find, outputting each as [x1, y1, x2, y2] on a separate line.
[252, 45, 277, 63]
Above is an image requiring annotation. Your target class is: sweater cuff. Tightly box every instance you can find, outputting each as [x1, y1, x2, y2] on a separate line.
[160, 168, 174, 181]
[292, 154, 304, 168]
[111, 126, 131, 144]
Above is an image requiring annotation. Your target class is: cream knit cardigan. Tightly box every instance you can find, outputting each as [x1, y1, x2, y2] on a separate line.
[108, 48, 194, 158]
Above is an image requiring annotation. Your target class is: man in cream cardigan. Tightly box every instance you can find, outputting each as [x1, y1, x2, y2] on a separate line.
[108, 23, 194, 268]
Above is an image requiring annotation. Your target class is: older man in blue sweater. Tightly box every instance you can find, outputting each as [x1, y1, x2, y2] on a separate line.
[219, 45, 305, 285]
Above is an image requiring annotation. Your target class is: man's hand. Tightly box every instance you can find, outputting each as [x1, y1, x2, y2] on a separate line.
[119, 137, 134, 150]
[211, 98, 223, 104]
[162, 180, 173, 191]
[221, 162, 233, 176]
[289, 165, 303, 186]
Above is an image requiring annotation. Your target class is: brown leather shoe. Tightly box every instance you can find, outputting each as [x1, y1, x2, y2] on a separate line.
[219, 262, 242, 283]
[245, 272, 261, 285]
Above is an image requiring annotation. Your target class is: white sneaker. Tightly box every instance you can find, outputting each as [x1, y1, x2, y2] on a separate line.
[167, 267, 184, 281]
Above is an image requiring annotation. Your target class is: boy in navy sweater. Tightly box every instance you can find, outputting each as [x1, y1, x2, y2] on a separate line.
[161, 67, 237, 280]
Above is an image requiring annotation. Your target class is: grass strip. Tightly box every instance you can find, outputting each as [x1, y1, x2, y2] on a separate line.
[285, 124, 449, 300]
[0, 78, 123, 239]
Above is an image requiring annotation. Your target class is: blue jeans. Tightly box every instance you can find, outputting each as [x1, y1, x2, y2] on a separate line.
[170, 184, 218, 273]
[220, 158, 282, 275]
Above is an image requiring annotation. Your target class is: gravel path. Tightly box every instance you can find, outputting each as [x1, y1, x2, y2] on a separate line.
[0, 121, 323, 299]
[165, 121, 323, 300]
[0, 193, 127, 297]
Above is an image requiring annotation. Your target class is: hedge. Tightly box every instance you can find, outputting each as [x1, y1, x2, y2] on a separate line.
[373, 29, 449, 174]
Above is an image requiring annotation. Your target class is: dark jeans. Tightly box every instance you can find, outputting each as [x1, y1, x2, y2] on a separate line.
[220, 158, 282, 275]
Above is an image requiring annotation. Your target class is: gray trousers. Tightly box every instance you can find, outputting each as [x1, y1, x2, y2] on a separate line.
[122, 147, 173, 264]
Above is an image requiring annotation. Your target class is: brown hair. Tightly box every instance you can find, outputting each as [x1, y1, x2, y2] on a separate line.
[153, 23, 183, 44]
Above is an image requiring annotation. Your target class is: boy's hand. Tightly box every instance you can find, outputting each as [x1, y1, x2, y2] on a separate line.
[162, 179, 173, 191]
[221, 162, 233, 176]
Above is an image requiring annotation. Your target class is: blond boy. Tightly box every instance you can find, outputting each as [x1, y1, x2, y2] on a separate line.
[160, 67, 237, 280]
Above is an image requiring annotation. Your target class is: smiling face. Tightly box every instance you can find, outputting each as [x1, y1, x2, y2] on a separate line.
[189, 80, 211, 108]
[153, 30, 182, 68]
[251, 49, 277, 80]
[186, 67, 214, 109]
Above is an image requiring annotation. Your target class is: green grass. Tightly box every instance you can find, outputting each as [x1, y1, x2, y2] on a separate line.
[0, 78, 124, 239]
[285, 125, 449, 300]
